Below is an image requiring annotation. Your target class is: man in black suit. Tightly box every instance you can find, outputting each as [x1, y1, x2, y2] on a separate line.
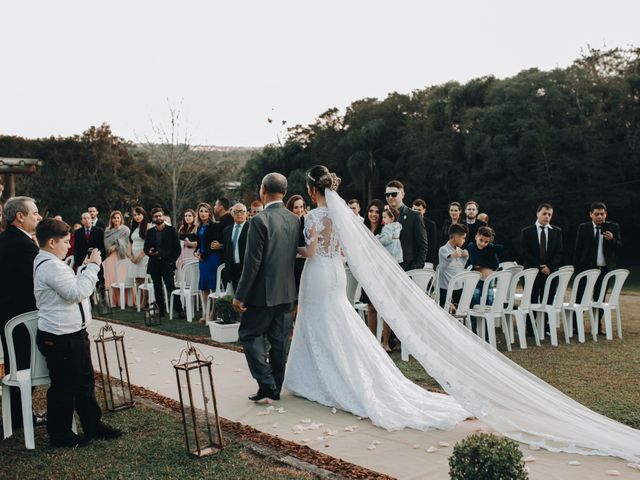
[385, 180, 428, 271]
[0, 196, 42, 428]
[520, 203, 564, 305]
[573, 202, 622, 332]
[73, 212, 106, 273]
[412, 198, 438, 266]
[222, 203, 249, 292]
[462, 200, 487, 248]
[144, 207, 183, 317]
[215, 197, 234, 230]
[87, 204, 106, 231]
[233, 173, 300, 403]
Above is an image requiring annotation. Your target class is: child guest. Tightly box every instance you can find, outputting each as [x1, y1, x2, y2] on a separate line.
[438, 223, 469, 309]
[377, 206, 403, 263]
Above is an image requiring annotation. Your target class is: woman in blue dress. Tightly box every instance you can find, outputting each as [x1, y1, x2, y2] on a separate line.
[195, 202, 223, 321]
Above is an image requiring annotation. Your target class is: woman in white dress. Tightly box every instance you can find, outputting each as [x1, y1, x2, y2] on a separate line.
[285, 165, 640, 462]
[127, 206, 149, 308]
[284, 165, 470, 431]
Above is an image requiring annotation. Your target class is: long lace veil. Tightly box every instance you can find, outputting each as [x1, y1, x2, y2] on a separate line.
[325, 189, 640, 462]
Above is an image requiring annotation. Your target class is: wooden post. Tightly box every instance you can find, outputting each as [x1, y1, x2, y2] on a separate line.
[8, 173, 15, 198]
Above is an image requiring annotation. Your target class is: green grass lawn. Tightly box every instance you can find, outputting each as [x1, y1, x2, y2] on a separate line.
[98, 307, 212, 337]
[0, 394, 312, 480]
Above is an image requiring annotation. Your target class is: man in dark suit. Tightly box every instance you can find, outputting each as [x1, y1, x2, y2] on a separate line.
[222, 203, 249, 292]
[412, 198, 438, 266]
[0, 196, 42, 428]
[87, 204, 106, 231]
[144, 207, 183, 317]
[233, 173, 300, 403]
[73, 212, 106, 273]
[520, 203, 564, 305]
[385, 180, 428, 271]
[215, 197, 234, 230]
[573, 202, 622, 332]
[462, 200, 487, 248]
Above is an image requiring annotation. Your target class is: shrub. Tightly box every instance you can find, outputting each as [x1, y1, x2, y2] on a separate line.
[449, 433, 528, 480]
[214, 295, 239, 324]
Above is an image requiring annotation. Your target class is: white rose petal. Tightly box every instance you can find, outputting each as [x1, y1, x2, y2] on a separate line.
[300, 418, 312, 424]
[606, 470, 621, 476]
[344, 426, 357, 432]
[331, 407, 337, 414]
[292, 425, 304, 434]
[316, 436, 325, 441]
[300, 438, 310, 444]
[367, 444, 377, 450]
[413, 444, 421, 449]
[529, 445, 541, 451]
[524, 456, 536, 463]
[277, 407, 286, 414]
[266, 406, 275, 413]
[438, 442, 450, 447]
[426, 446, 438, 453]
[568, 461, 581, 466]
[234, 368, 242, 372]
[372, 440, 381, 445]
[271, 423, 279, 428]
[627, 463, 640, 471]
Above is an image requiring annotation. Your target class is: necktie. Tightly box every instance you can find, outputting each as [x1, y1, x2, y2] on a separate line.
[232, 224, 241, 263]
[593, 226, 601, 266]
[85, 228, 90, 241]
[539, 226, 547, 263]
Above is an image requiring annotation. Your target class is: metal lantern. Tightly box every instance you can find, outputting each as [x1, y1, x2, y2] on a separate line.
[94, 323, 134, 411]
[173, 342, 224, 457]
[144, 302, 161, 326]
[97, 285, 113, 316]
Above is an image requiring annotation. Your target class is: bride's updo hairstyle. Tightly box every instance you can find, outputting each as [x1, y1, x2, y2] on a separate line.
[306, 165, 341, 193]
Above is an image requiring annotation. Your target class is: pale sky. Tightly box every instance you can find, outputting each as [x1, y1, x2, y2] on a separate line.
[2, 1, 639, 146]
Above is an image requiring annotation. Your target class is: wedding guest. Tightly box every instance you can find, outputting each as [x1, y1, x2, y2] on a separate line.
[73, 212, 106, 287]
[87, 204, 106, 230]
[222, 203, 249, 291]
[215, 197, 234, 229]
[0, 196, 42, 429]
[438, 223, 469, 309]
[477, 213, 489, 225]
[520, 203, 563, 304]
[248, 200, 264, 220]
[467, 226, 500, 308]
[377, 206, 403, 263]
[348, 199, 365, 222]
[440, 201, 462, 246]
[0, 201, 4, 232]
[573, 202, 622, 334]
[34, 218, 122, 447]
[385, 180, 427, 271]
[195, 202, 223, 321]
[103, 210, 130, 307]
[144, 207, 184, 317]
[127, 206, 149, 309]
[412, 198, 438, 266]
[462, 200, 486, 247]
[286, 195, 307, 296]
[176, 208, 198, 273]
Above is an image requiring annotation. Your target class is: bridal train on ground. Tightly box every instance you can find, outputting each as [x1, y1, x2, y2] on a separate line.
[285, 189, 640, 463]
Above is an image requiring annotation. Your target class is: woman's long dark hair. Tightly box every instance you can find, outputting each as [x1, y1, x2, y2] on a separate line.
[364, 199, 384, 235]
[179, 208, 197, 235]
[286, 195, 306, 212]
[129, 206, 148, 240]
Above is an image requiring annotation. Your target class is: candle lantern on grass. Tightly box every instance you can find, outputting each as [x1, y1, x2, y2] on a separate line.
[173, 342, 224, 457]
[97, 285, 113, 316]
[94, 322, 134, 411]
[144, 302, 161, 326]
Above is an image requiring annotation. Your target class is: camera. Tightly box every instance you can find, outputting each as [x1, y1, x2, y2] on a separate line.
[87, 248, 95, 254]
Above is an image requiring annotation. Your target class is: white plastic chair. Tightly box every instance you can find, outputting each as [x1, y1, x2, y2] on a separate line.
[136, 274, 169, 313]
[345, 267, 362, 306]
[562, 269, 600, 343]
[400, 268, 437, 361]
[469, 270, 513, 350]
[590, 269, 629, 341]
[503, 268, 539, 349]
[2, 311, 75, 449]
[530, 267, 574, 346]
[170, 260, 200, 322]
[498, 261, 518, 270]
[429, 265, 440, 301]
[109, 259, 134, 310]
[206, 263, 227, 321]
[443, 271, 481, 323]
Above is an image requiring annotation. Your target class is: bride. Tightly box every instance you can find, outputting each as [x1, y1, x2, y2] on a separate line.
[283, 165, 640, 462]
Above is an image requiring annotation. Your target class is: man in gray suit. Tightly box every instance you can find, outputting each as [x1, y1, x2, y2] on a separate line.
[232, 173, 300, 403]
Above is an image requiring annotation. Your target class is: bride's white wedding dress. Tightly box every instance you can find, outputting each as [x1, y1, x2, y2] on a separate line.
[283, 206, 470, 430]
[284, 190, 640, 462]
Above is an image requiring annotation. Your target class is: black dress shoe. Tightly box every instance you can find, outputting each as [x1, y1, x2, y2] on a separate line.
[85, 422, 123, 440]
[248, 389, 279, 403]
[50, 433, 92, 448]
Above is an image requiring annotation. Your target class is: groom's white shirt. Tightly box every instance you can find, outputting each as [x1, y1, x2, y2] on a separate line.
[264, 200, 284, 209]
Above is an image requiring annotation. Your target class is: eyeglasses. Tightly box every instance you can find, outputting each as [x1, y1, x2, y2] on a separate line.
[385, 192, 399, 198]
[232, 210, 247, 215]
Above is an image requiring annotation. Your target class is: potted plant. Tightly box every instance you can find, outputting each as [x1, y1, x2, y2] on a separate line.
[207, 295, 240, 343]
[449, 433, 528, 480]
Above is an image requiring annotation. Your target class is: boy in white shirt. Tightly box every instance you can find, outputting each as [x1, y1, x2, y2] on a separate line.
[34, 218, 122, 448]
[438, 223, 469, 309]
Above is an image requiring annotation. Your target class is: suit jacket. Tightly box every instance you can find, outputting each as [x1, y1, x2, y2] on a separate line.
[93, 218, 106, 231]
[397, 204, 428, 271]
[520, 224, 564, 271]
[73, 226, 106, 267]
[198, 222, 224, 260]
[143, 225, 181, 274]
[0, 225, 39, 324]
[573, 221, 621, 271]
[234, 203, 300, 307]
[462, 219, 487, 248]
[423, 216, 438, 265]
[222, 222, 249, 283]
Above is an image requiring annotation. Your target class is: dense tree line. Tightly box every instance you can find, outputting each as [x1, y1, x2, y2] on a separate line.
[0, 124, 251, 224]
[241, 48, 640, 263]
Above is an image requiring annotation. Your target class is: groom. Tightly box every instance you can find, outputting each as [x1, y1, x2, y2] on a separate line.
[232, 173, 300, 403]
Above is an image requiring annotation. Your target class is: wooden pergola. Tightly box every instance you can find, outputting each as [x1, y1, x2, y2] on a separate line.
[0, 157, 43, 199]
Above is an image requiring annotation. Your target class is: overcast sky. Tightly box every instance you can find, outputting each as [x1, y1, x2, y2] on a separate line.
[2, 1, 639, 146]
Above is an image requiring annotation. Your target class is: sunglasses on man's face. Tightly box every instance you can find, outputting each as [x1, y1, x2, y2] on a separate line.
[385, 192, 399, 198]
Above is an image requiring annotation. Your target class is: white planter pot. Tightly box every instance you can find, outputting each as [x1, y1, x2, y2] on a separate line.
[208, 320, 240, 343]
